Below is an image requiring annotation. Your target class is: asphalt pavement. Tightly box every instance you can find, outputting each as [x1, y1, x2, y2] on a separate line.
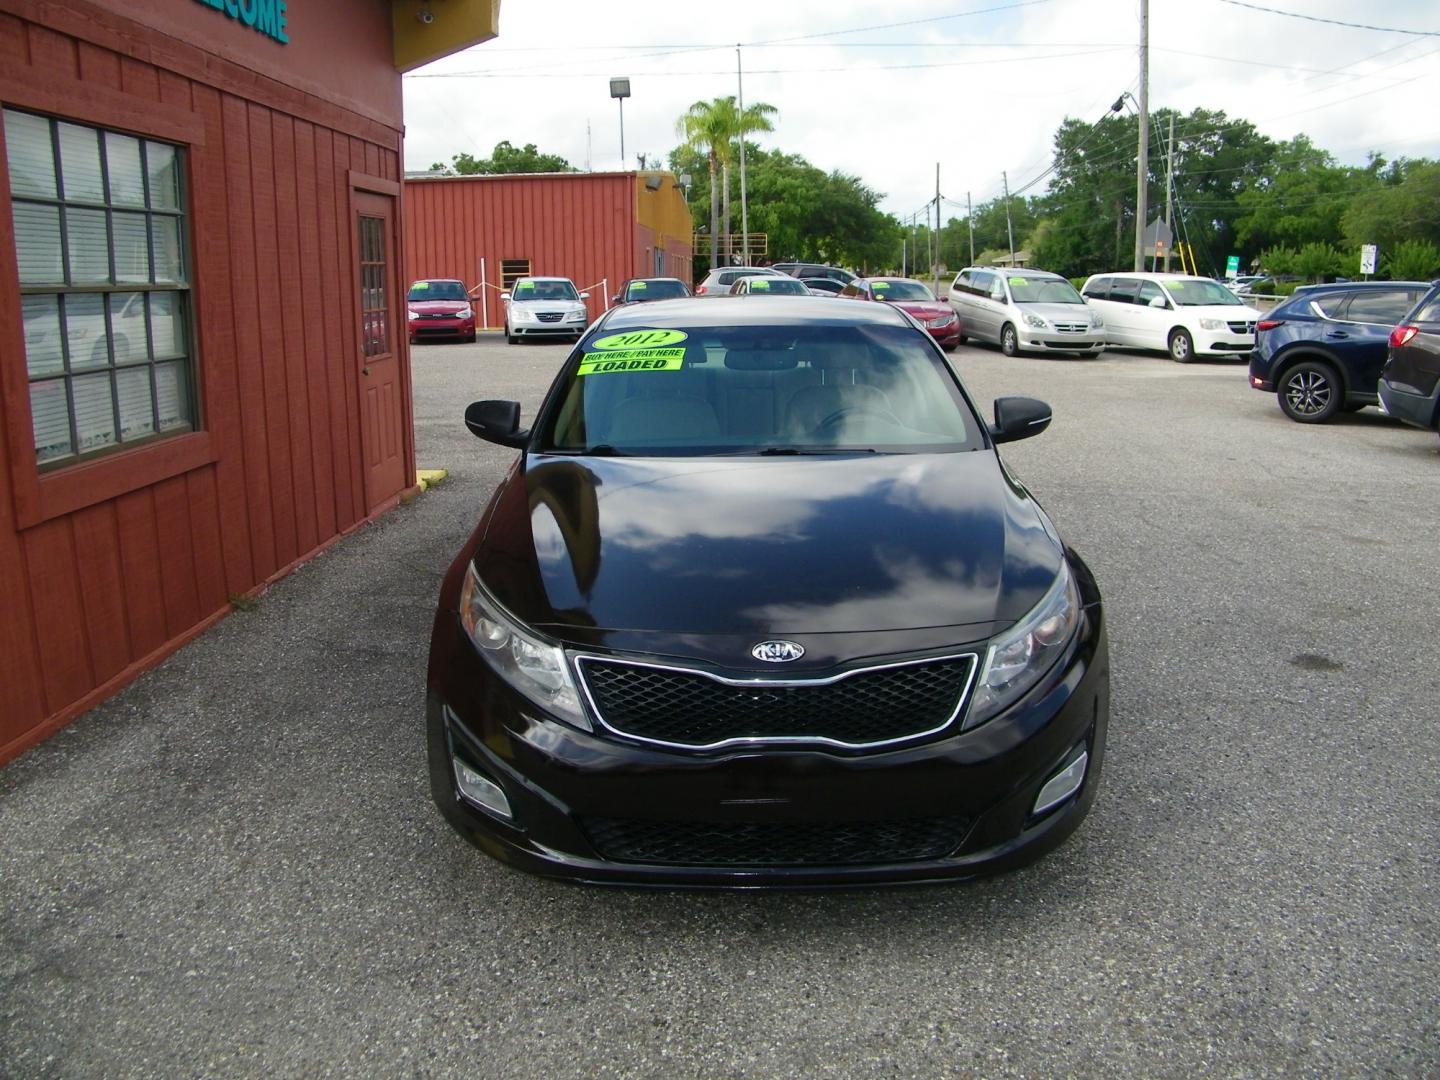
[2, 329, 1437, 1078]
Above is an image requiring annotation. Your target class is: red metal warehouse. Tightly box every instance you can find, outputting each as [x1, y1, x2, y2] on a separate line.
[403, 170, 693, 325]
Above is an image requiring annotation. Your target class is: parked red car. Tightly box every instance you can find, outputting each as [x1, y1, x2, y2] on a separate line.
[408, 279, 476, 344]
[840, 277, 961, 350]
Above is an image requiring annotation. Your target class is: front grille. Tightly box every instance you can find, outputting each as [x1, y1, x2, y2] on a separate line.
[1228, 320, 1256, 334]
[536, 311, 564, 323]
[1052, 321, 1090, 333]
[420, 312, 456, 319]
[581, 815, 973, 866]
[577, 655, 976, 748]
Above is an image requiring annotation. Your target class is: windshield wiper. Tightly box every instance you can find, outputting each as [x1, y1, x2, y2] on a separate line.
[714, 446, 881, 456]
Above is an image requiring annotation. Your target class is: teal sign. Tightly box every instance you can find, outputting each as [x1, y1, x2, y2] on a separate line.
[194, 0, 290, 44]
[1225, 255, 1240, 277]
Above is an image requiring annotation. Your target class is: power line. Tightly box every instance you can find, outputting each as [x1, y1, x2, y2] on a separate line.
[1210, 0, 1440, 36]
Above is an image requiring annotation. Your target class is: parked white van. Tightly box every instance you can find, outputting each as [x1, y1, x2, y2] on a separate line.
[947, 266, 1106, 357]
[1079, 272, 1261, 362]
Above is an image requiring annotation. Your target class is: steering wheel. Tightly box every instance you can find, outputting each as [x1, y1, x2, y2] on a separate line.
[814, 404, 901, 434]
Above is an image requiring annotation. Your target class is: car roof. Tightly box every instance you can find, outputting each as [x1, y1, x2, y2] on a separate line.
[626, 277, 686, 284]
[962, 266, 1063, 279]
[867, 276, 930, 285]
[1293, 280, 1432, 291]
[596, 296, 912, 330]
[1084, 272, 1213, 282]
[412, 278, 463, 284]
[516, 276, 575, 283]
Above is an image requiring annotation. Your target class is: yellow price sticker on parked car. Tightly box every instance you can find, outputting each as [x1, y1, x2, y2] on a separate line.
[630, 281, 648, 290]
[1009, 277, 1027, 287]
[578, 349, 686, 375]
[590, 329, 688, 350]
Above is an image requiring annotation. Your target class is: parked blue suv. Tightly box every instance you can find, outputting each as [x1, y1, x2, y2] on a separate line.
[1248, 281, 1431, 423]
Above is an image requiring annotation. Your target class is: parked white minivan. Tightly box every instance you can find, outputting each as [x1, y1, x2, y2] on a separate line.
[947, 266, 1106, 357]
[1079, 273, 1261, 362]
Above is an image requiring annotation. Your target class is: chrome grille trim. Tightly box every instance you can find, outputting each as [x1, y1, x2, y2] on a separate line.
[571, 651, 980, 751]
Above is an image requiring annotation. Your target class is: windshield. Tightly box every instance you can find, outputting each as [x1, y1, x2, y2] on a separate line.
[1007, 276, 1084, 304]
[626, 280, 688, 302]
[408, 280, 467, 301]
[1166, 278, 1242, 307]
[538, 323, 984, 456]
[871, 280, 935, 302]
[744, 277, 810, 295]
[513, 280, 580, 302]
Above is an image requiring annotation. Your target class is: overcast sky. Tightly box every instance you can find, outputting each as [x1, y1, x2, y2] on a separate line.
[402, 0, 1440, 223]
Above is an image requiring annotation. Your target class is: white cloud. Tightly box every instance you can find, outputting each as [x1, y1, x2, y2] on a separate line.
[402, 0, 1440, 222]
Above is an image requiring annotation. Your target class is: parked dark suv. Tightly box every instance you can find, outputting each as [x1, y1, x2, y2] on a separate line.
[772, 262, 857, 285]
[1248, 281, 1431, 423]
[1379, 282, 1440, 437]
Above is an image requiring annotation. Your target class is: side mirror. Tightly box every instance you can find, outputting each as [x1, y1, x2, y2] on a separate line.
[579, 292, 591, 301]
[464, 399, 528, 449]
[500, 291, 511, 301]
[612, 295, 623, 304]
[1149, 295, 1168, 309]
[990, 396, 1052, 444]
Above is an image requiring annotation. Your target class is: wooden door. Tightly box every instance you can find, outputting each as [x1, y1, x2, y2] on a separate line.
[354, 191, 406, 512]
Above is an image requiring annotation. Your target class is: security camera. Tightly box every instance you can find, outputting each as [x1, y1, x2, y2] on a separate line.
[417, 7, 434, 23]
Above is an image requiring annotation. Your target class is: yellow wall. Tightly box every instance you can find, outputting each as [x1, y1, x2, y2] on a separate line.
[634, 172, 694, 260]
[392, 0, 500, 72]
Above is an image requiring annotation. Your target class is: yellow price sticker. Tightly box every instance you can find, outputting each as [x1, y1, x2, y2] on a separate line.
[590, 329, 688, 350]
[578, 348, 686, 375]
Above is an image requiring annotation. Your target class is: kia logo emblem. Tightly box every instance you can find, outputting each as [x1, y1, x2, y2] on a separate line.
[751, 640, 805, 663]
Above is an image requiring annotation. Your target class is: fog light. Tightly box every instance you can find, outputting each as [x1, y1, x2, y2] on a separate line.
[1033, 750, 1088, 816]
[454, 757, 512, 820]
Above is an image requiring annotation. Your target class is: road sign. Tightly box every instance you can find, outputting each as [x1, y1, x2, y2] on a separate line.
[1360, 244, 1378, 275]
[1226, 255, 1240, 278]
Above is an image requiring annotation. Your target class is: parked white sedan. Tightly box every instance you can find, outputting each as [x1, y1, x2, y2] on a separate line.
[503, 277, 590, 344]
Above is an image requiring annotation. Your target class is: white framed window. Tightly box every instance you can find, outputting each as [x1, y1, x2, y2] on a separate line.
[6, 108, 196, 470]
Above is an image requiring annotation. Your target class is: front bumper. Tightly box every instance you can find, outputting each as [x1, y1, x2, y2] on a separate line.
[512, 323, 585, 338]
[1378, 378, 1440, 430]
[1195, 333, 1254, 356]
[425, 577, 1110, 888]
[410, 316, 475, 340]
[1019, 330, 1105, 353]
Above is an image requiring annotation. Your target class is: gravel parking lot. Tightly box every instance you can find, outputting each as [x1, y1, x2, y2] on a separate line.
[2, 331, 1437, 1078]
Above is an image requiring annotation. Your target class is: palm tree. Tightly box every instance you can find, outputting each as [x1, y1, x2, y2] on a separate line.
[677, 97, 777, 268]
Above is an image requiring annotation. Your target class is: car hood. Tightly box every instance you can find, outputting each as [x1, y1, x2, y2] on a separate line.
[409, 299, 471, 314]
[889, 301, 953, 320]
[472, 452, 1064, 664]
[1018, 303, 1095, 323]
[510, 298, 586, 310]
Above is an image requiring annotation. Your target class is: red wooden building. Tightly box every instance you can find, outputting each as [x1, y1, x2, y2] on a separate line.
[0, 0, 500, 762]
[403, 170, 693, 324]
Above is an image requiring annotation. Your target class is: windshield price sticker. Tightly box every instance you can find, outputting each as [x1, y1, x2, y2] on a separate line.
[578, 349, 686, 375]
[412, 281, 429, 290]
[1009, 277, 1028, 287]
[630, 282, 648, 290]
[590, 329, 688, 350]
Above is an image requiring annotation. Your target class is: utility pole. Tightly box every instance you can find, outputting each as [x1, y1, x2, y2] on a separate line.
[1133, 0, 1149, 271]
[1002, 171, 1015, 265]
[967, 191, 975, 265]
[1164, 112, 1175, 273]
[901, 236, 907, 277]
[737, 46, 749, 265]
[934, 163, 942, 295]
[926, 204, 933, 283]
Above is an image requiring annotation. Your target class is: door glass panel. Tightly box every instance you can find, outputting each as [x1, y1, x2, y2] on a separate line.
[149, 292, 186, 359]
[116, 366, 156, 441]
[154, 361, 192, 431]
[150, 215, 183, 282]
[65, 293, 110, 369]
[113, 211, 150, 283]
[358, 215, 389, 358]
[30, 379, 73, 463]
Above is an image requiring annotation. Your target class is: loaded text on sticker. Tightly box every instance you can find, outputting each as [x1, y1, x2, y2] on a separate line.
[578, 349, 686, 375]
[590, 329, 688, 350]
[1009, 277, 1027, 286]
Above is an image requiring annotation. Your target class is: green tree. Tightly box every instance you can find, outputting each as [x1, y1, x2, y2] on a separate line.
[1294, 242, 1344, 282]
[677, 97, 777, 268]
[1383, 239, 1440, 281]
[1342, 159, 1440, 250]
[428, 140, 575, 175]
[1232, 136, 1363, 254]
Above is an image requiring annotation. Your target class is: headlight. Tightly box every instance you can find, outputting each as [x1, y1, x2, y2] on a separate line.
[511, 307, 532, 322]
[459, 563, 590, 731]
[964, 561, 1081, 730]
[456, 306, 473, 319]
[565, 309, 587, 322]
[1199, 318, 1226, 330]
[1090, 314, 1104, 328]
[1023, 313, 1049, 329]
[407, 308, 421, 320]
[926, 314, 956, 328]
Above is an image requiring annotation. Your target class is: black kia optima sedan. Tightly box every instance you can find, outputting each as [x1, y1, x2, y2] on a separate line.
[426, 297, 1109, 887]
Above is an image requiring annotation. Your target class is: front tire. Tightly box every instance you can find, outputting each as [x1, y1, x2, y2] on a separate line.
[1000, 323, 1020, 357]
[1168, 328, 1194, 363]
[1278, 360, 1342, 423]
[505, 325, 517, 345]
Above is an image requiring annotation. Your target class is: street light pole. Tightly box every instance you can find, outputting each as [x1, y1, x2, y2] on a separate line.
[609, 77, 631, 172]
[737, 46, 749, 265]
[1133, 0, 1149, 271]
